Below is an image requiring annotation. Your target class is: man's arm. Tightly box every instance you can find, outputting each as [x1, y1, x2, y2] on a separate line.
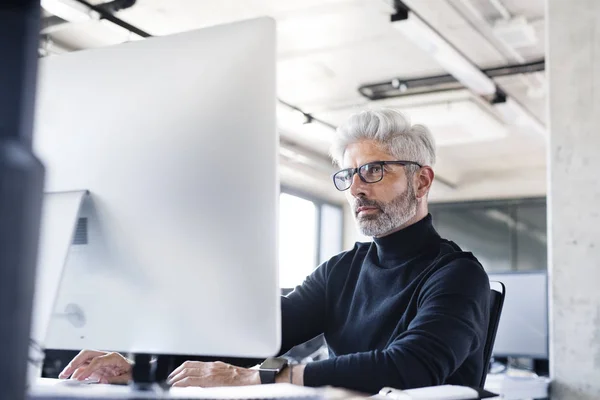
[278, 262, 328, 355]
[300, 259, 490, 394]
[275, 364, 305, 385]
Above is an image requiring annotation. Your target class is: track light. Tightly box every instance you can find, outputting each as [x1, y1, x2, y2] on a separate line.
[391, 11, 496, 96]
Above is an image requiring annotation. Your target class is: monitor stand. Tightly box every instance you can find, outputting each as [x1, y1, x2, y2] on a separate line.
[130, 354, 157, 390]
[129, 354, 174, 396]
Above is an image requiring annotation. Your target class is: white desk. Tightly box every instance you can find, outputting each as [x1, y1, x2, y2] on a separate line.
[29, 377, 550, 400]
[28, 378, 328, 399]
[485, 374, 550, 400]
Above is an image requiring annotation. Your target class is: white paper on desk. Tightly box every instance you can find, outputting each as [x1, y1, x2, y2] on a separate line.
[169, 383, 323, 399]
[379, 385, 479, 400]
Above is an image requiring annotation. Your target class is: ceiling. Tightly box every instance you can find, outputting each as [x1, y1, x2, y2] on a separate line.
[39, 0, 547, 205]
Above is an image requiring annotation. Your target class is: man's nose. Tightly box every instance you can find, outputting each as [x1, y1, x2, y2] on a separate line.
[349, 172, 367, 197]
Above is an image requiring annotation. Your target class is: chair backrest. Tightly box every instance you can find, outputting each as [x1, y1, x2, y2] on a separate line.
[479, 281, 506, 388]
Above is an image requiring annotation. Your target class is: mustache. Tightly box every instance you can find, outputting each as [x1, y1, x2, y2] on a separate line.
[354, 197, 382, 211]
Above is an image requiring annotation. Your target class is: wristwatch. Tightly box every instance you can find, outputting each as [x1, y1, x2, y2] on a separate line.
[258, 357, 288, 384]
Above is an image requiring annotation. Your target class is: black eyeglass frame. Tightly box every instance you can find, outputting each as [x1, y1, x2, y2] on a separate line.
[331, 160, 423, 191]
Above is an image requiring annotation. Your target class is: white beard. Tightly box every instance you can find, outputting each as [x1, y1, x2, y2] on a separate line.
[354, 183, 418, 237]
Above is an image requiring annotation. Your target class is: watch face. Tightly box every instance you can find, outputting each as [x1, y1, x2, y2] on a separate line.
[261, 357, 287, 371]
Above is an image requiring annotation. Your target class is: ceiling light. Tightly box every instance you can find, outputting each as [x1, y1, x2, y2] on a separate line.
[400, 100, 507, 146]
[41, 0, 99, 23]
[493, 98, 546, 138]
[392, 12, 496, 96]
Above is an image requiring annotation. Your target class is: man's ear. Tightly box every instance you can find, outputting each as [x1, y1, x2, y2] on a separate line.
[415, 166, 434, 199]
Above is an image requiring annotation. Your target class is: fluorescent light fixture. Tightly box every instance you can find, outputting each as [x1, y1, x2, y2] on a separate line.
[392, 12, 496, 96]
[400, 100, 507, 146]
[41, 0, 99, 23]
[493, 98, 546, 138]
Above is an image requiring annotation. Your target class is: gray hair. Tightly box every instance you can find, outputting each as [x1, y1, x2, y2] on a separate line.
[330, 108, 436, 169]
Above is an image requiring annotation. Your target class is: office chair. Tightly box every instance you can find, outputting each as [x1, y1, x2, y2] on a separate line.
[479, 281, 506, 388]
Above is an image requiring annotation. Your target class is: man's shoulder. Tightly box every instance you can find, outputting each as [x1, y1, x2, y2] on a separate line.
[437, 238, 485, 269]
[423, 249, 490, 296]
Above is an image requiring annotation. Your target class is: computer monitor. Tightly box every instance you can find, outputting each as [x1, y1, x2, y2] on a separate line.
[31, 17, 279, 359]
[488, 271, 549, 359]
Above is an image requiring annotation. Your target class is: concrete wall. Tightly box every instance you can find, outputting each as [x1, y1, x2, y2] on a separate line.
[547, 0, 600, 398]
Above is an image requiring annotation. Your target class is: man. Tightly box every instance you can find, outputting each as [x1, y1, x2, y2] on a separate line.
[58, 109, 490, 394]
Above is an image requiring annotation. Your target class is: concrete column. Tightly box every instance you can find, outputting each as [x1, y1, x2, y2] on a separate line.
[548, 0, 600, 399]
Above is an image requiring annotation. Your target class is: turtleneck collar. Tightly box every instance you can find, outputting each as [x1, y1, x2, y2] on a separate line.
[372, 214, 440, 266]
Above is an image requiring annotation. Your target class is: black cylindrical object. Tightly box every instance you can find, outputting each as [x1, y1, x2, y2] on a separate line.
[130, 353, 157, 390]
[0, 1, 46, 400]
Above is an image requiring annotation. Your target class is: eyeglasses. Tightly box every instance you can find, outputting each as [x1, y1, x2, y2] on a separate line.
[332, 160, 422, 191]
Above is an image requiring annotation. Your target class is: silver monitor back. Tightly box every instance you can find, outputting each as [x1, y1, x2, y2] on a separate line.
[488, 271, 549, 359]
[33, 17, 280, 358]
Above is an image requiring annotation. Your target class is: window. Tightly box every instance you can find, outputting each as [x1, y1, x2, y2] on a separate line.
[434, 206, 512, 271]
[430, 198, 547, 272]
[279, 191, 343, 289]
[279, 193, 317, 289]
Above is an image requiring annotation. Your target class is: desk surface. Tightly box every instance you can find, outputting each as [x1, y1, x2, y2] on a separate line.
[29, 378, 324, 399]
[485, 374, 550, 400]
[30, 376, 550, 400]
[28, 378, 365, 400]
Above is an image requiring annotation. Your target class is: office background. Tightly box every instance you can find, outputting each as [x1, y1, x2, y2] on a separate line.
[26, 0, 600, 397]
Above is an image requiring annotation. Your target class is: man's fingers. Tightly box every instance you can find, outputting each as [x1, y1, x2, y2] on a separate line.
[71, 353, 115, 381]
[59, 350, 106, 379]
[69, 367, 87, 381]
[168, 361, 202, 381]
[172, 376, 203, 388]
[106, 374, 131, 385]
[167, 367, 205, 386]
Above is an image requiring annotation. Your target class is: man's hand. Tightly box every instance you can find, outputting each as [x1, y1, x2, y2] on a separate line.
[167, 361, 260, 388]
[58, 350, 133, 384]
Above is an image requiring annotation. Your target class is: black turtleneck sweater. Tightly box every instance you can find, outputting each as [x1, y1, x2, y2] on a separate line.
[280, 214, 490, 394]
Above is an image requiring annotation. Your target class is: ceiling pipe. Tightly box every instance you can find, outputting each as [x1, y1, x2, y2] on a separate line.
[72, 0, 150, 37]
[358, 59, 544, 101]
